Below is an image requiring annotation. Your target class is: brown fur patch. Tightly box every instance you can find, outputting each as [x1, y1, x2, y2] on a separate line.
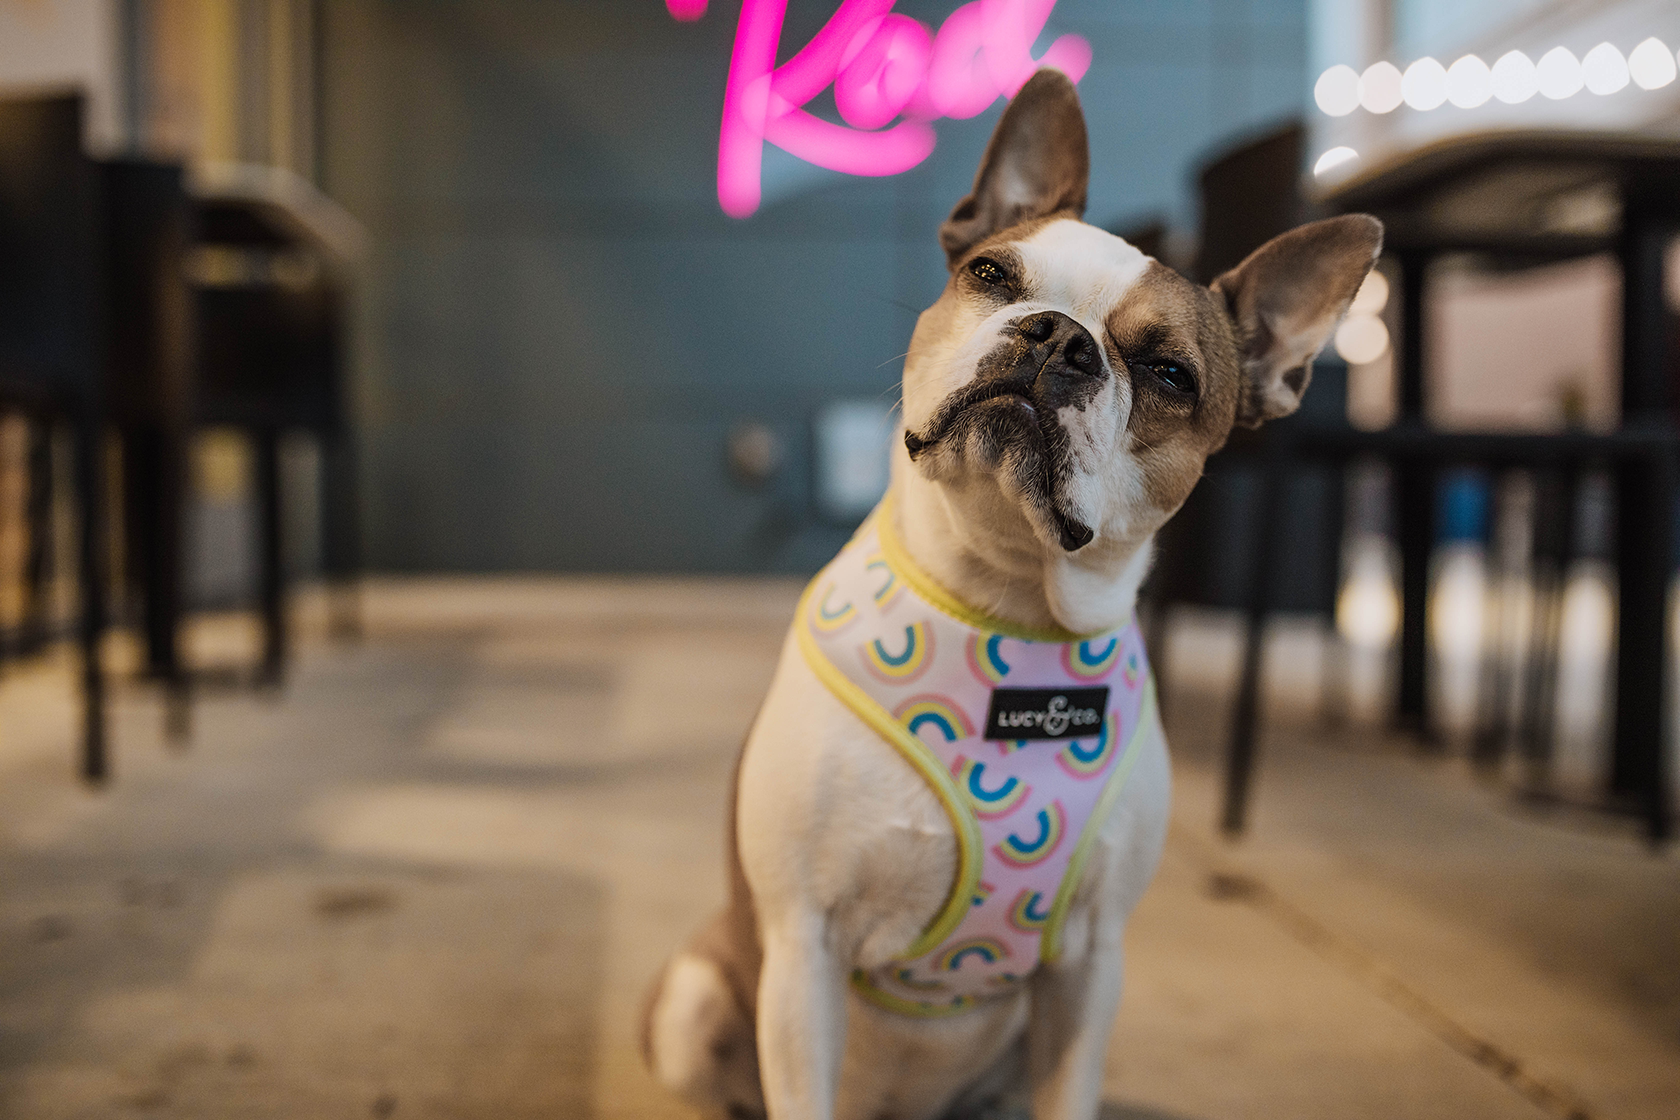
[1106, 262, 1243, 515]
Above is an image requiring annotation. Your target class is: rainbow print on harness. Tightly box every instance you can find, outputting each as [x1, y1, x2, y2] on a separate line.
[795, 497, 1154, 1016]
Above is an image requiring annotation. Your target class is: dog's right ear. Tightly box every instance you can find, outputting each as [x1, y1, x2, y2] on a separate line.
[939, 69, 1090, 269]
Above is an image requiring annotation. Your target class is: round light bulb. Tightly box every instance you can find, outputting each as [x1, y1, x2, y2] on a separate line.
[1537, 46, 1583, 100]
[1315, 64, 1362, 116]
[1335, 315, 1390, 365]
[1491, 50, 1538, 103]
[1628, 38, 1676, 90]
[1360, 61, 1404, 114]
[1402, 57, 1449, 110]
[1313, 147, 1359, 177]
[1446, 55, 1492, 108]
[1581, 42, 1629, 95]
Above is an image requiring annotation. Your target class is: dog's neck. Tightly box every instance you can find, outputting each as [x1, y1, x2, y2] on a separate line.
[890, 467, 1152, 637]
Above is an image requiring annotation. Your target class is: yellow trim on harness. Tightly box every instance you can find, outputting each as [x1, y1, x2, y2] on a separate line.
[874, 494, 1112, 645]
[849, 970, 980, 1018]
[1040, 679, 1156, 963]
[794, 577, 984, 962]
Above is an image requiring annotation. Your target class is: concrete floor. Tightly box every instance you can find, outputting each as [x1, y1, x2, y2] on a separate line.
[0, 578, 1675, 1120]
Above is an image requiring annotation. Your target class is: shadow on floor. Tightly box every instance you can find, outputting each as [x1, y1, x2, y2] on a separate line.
[1100, 1102, 1205, 1120]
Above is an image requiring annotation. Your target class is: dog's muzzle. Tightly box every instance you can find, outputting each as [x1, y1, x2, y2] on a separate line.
[904, 311, 1104, 552]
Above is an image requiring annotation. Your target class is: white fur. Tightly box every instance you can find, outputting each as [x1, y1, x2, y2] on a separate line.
[649, 954, 759, 1109]
[1017, 220, 1153, 325]
[650, 956, 728, 1094]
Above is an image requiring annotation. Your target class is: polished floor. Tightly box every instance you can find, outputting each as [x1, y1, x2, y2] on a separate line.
[0, 579, 1675, 1120]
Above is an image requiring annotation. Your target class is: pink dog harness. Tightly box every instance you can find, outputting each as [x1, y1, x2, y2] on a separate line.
[797, 497, 1154, 1017]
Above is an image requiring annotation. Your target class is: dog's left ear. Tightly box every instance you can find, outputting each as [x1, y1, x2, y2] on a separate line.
[1212, 214, 1384, 428]
[939, 69, 1089, 269]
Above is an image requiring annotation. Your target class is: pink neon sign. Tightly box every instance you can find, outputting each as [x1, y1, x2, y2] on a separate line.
[665, 0, 1090, 217]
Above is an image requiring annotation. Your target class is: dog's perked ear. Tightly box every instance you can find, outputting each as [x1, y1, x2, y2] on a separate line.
[938, 68, 1090, 269]
[1211, 214, 1384, 428]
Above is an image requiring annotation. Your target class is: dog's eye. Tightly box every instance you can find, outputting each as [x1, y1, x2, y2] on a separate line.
[1137, 361, 1197, 398]
[968, 257, 1006, 285]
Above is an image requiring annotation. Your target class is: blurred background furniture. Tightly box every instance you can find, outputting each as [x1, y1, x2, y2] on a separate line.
[0, 94, 113, 781]
[107, 157, 195, 733]
[1322, 133, 1680, 843]
[1199, 130, 1680, 842]
[0, 91, 361, 778]
[184, 166, 361, 691]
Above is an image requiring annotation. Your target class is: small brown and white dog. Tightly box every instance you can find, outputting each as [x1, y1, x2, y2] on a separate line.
[644, 70, 1381, 1120]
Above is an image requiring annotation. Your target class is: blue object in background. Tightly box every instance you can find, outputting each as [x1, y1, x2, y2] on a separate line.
[1436, 469, 1491, 544]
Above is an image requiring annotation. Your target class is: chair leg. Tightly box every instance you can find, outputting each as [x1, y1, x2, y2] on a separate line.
[123, 422, 191, 740]
[75, 415, 107, 783]
[254, 428, 286, 687]
[1223, 607, 1267, 837]
[22, 415, 54, 656]
[1222, 453, 1284, 837]
[1395, 462, 1434, 739]
[1611, 447, 1673, 845]
[159, 422, 189, 739]
[321, 427, 361, 643]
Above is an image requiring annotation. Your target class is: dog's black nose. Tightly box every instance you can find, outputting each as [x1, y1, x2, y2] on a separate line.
[1015, 311, 1101, 377]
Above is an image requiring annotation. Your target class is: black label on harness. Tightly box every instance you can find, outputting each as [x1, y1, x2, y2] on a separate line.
[984, 687, 1109, 741]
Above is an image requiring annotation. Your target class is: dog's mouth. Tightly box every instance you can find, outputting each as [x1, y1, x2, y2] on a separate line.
[904, 381, 1095, 552]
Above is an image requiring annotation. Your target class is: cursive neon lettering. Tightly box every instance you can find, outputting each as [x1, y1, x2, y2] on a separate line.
[669, 0, 1090, 216]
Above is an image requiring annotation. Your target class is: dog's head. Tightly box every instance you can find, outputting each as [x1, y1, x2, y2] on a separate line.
[900, 70, 1382, 564]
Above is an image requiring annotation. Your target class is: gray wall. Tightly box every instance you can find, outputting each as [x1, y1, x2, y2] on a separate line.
[323, 0, 1308, 572]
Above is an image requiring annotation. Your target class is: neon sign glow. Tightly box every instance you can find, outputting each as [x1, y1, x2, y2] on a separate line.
[665, 0, 1090, 217]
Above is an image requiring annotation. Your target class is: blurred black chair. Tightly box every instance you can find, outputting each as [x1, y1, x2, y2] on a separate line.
[109, 163, 360, 742]
[106, 160, 195, 730]
[1174, 126, 1679, 845]
[0, 94, 361, 777]
[0, 94, 112, 780]
[1192, 122, 1304, 283]
[1320, 132, 1680, 844]
[185, 169, 361, 689]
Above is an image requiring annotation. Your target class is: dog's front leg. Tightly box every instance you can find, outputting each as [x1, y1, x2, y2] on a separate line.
[757, 910, 848, 1120]
[1027, 933, 1124, 1120]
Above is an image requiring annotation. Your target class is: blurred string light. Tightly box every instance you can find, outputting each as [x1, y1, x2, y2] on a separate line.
[1537, 46, 1584, 99]
[1313, 38, 1677, 117]
[1629, 37, 1679, 88]
[1361, 60, 1404, 112]
[1402, 56, 1448, 110]
[1492, 50, 1540, 103]
[1447, 55, 1492, 107]
[1313, 146, 1359, 176]
[1335, 270, 1389, 364]
[1582, 42, 1630, 94]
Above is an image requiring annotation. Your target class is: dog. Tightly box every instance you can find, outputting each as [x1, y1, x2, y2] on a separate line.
[643, 69, 1381, 1120]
